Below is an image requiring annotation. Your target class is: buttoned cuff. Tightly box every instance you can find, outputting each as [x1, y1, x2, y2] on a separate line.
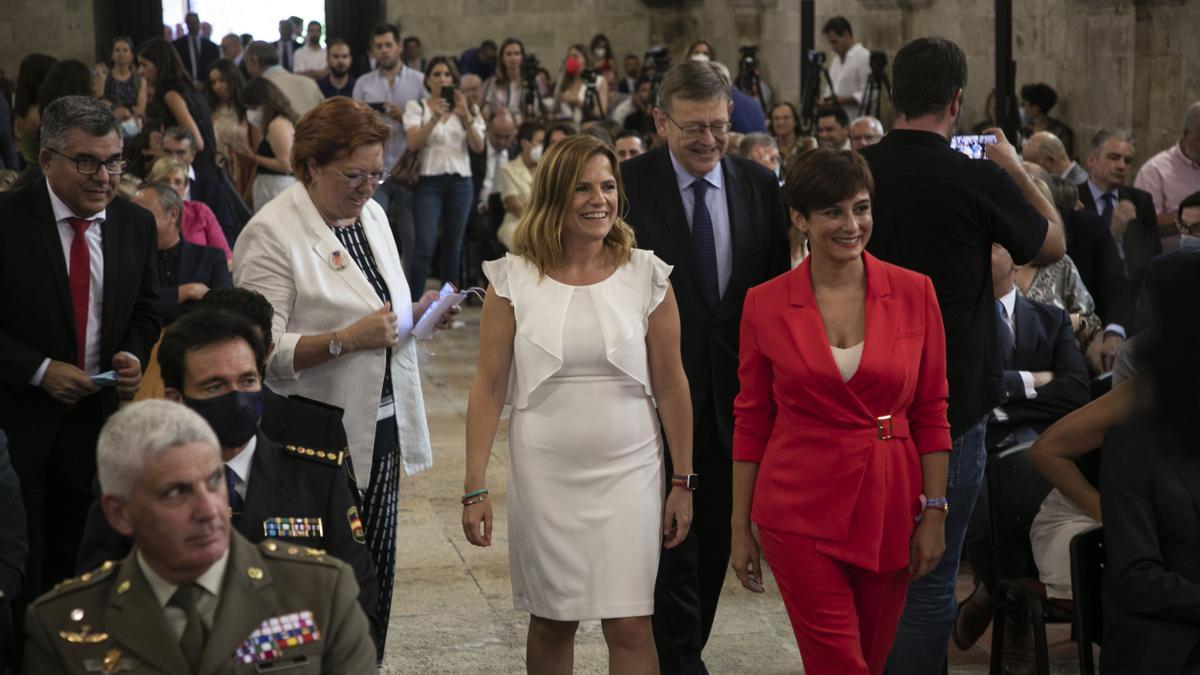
[1103, 324, 1126, 339]
[29, 358, 50, 387]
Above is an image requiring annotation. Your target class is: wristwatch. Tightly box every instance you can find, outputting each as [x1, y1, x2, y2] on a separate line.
[671, 473, 699, 490]
[328, 331, 343, 357]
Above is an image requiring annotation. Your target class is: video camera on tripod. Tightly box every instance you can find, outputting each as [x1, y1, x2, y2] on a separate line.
[798, 49, 834, 134]
[645, 46, 671, 104]
[860, 50, 891, 119]
[735, 45, 768, 110]
[520, 54, 545, 119]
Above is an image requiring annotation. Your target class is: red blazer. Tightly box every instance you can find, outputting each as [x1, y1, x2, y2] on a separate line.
[733, 253, 952, 569]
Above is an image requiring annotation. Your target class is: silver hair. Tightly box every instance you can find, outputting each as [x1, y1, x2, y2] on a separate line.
[739, 132, 778, 156]
[97, 400, 219, 498]
[1089, 128, 1134, 155]
[1184, 101, 1200, 134]
[850, 116, 885, 135]
[39, 95, 120, 151]
[137, 181, 183, 230]
[657, 59, 731, 111]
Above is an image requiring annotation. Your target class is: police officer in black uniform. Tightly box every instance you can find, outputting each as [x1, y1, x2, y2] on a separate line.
[73, 310, 383, 655]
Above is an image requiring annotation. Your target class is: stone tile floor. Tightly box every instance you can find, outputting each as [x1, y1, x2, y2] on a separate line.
[382, 306, 1086, 674]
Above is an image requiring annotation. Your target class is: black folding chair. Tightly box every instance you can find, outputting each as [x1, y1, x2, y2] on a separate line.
[987, 442, 1073, 675]
[1069, 526, 1104, 675]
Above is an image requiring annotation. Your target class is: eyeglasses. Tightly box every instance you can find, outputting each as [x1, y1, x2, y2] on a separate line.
[330, 165, 387, 189]
[1179, 219, 1200, 236]
[659, 110, 731, 140]
[48, 148, 128, 175]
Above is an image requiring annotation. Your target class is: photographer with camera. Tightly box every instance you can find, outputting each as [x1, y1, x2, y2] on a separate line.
[403, 57, 485, 299]
[822, 17, 871, 120]
[553, 44, 608, 125]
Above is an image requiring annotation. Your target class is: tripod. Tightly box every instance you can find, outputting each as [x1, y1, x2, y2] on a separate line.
[581, 78, 606, 122]
[799, 58, 837, 135]
[860, 71, 891, 120]
[521, 76, 545, 121]
[737, 66, 767, 113]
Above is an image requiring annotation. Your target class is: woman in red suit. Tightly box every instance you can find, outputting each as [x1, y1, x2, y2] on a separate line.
[730, 148, 952, 674]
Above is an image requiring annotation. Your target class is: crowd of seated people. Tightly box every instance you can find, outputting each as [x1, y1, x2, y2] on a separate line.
[2, 12, 1200, 674]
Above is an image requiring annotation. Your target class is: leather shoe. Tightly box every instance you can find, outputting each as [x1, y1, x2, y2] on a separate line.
[953, 582, 993, 650]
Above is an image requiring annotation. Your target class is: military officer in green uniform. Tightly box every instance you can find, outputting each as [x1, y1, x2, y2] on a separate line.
[21, 399, 377, 674]
[74, 310, 381, 653]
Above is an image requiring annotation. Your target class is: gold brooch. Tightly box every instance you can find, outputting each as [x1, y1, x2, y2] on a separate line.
[59, 624, 109, 644]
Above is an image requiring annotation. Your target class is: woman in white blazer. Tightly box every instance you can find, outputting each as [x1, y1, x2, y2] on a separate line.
[233, 98, 449, 657]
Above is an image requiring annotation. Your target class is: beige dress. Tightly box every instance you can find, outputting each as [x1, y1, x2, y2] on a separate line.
[482, 249, 672, 620]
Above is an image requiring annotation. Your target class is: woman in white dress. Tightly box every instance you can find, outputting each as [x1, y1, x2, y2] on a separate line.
[463, 134, 695, 674]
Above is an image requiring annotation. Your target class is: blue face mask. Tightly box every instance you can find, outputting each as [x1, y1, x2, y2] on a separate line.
[120, 118, 140, 139]
[184, 389, 263, 448]
[1018, 108, 1029, 126]
[1180, 234, 1200, 255]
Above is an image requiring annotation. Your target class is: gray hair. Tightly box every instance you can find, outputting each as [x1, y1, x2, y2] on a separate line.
[137, 181, 183, 230]
[39, 95, 120, 151]
[1089, 128, 1134, 156]
[739, 132, 778, 156]
[1184, 101, 1200, 134]
[657, 59, 731, 112]
[1048, 175, 1080, 214]
[1025, 131, 1067, 163]
[246, 41, 279, 67]
[850, 116, 885, 136]
[97, 400, 219, 498]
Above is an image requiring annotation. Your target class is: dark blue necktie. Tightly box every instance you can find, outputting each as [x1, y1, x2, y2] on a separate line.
[997, 299, 1015, 369]
[225, 465, 244, 519]
[690, 179, 720, 306]
[1101, 192, 1116, 227]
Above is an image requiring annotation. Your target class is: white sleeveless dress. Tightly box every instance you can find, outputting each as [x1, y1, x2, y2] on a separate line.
[482, 249, 673, 620]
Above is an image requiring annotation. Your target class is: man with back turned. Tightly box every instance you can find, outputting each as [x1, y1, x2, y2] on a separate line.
[858, 36, 1065, 673]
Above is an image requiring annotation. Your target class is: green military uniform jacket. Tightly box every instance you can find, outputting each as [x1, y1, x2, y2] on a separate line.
[22, 531, 377, 674]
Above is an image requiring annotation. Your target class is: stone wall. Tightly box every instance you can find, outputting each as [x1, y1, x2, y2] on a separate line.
[0, 0, 97, 85]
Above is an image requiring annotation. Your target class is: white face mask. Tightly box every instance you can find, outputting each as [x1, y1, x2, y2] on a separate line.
[529, 144, 543, 163]
[246, 109, 264, 129]
[593, 47, 607, 59]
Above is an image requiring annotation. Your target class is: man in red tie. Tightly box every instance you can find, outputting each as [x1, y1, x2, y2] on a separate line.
[0, 96, 160, 621]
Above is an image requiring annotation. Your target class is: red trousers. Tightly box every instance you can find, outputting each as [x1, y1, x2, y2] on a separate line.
[759, 525, 910, 675]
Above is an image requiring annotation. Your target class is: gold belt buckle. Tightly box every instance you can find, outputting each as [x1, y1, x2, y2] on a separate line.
[876, 415, 894, 440]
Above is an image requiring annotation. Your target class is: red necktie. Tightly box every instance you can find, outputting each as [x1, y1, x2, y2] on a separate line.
[67, 217, 92, 370]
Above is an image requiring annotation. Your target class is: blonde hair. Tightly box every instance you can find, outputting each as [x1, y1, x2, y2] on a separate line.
[147, 156, 189, 184]
[511, 134, 636, 275]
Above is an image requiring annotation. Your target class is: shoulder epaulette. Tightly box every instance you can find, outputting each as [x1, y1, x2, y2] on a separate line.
[283, 444, 347, 467]
[259, 540, 339, 568]
[38, 561, 117, 602]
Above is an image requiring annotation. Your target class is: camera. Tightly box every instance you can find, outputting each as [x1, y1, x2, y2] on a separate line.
[869, 50, 888, 78]
[521, 54, 541, 84]
[581, 68, 599, 85]
[645, 46, 670, 75]
[739, 45, 759, 68]
[806, 50, 827, 67]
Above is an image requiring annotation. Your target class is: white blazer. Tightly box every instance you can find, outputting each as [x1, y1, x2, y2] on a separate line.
[233, 183, 432, 487]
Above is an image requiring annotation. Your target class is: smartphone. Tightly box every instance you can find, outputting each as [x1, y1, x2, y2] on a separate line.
[441, 85, 456, 108]
[950, 133, 997, 160]
[367, 102, 386, 113]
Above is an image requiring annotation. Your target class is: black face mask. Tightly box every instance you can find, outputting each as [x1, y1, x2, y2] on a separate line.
[184, 390, 263, 448]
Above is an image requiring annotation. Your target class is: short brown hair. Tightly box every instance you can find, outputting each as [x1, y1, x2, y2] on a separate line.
[656, 59, 730, 112]
[512, 134, 636, 275]
[782, 148, 874, 217]
[291, 98, 391, 184]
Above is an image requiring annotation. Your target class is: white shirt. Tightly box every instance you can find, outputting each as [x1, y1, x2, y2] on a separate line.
[138, 547, 228, 639]
[479, 141, 508, 203]
[826, 43, 871, 120]
[292, 44, 327, 75]
[30, 181, 107, 384]
[351, 67, 427, 168]
[224, 435, 257, 500]
[403, 99, 484, 178]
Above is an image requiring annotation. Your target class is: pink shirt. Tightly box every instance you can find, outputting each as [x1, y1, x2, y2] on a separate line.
[181, 200, 232, 261]
[1134, 143, 1200, 216]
